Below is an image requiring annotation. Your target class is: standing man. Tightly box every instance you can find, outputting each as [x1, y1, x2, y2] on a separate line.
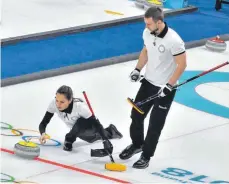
[119, 7, 187, 169]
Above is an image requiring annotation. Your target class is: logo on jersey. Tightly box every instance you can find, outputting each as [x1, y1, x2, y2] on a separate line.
[71, 116, 78, 121]
[158, 45, 165, 53]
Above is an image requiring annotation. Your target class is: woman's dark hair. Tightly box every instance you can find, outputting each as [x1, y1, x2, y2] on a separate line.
[56, 85, 73, 101]
[144, 7, 164, 22]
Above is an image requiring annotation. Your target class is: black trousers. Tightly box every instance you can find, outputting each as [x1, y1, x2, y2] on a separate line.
[130, 78, 176, 159]
[65, 118, 114, 144]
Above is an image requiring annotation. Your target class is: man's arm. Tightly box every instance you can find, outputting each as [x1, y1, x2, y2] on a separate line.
[159, 52, 187, 98]
[168, 52, 187, 86]
[135, 47, 148, 71]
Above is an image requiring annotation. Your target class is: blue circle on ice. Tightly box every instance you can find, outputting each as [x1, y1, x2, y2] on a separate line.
[174, 71, 229, 119]
[22, 136, 61, 146]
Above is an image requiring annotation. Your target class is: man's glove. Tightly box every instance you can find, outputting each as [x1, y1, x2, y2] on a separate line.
[130, 68, 141, 82]
[103, 139, 113, 154]
[159, 83, 173, 97]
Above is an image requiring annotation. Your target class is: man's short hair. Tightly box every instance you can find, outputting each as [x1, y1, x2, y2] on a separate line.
[144, 7, 164, 22]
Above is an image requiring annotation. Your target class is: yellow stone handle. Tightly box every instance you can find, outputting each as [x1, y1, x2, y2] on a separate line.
[18, 141, 37, 148]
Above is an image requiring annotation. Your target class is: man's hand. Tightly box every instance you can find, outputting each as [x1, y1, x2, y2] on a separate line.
[159, 83, 173, 97]
[130, 68, 141, 82]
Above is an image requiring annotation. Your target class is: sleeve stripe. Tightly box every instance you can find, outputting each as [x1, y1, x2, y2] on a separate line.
[173, 51, 185, 56]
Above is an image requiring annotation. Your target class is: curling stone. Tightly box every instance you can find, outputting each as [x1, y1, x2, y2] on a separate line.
[205, 36, 227, 52]
[144, 0, 163, 10]
[14, 141, 40, 159]
[135, 0, 163, 10]
[135, 0, 145, 9]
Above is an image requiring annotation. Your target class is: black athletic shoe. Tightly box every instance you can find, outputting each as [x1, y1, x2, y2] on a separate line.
[109, 124, 123, 139]
[63, 142, 72, 151]
[133, 154, 150, 169]
[119, 144, 142, 160]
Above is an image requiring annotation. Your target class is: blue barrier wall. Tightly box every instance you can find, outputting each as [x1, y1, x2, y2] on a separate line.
[1, 0, 229, 79]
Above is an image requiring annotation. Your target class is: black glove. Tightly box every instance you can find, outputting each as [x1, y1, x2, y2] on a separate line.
[103, 139, 113, 154]
[159, 83, 173, 97]
[130, 68, 141, 82]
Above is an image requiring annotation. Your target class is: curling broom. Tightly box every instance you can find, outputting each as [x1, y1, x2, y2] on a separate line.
[82, 91, 127, 172]
[128, 61, 229, 114]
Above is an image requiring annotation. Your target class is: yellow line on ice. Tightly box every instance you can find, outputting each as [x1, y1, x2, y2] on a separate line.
[104, 10, 124, 16]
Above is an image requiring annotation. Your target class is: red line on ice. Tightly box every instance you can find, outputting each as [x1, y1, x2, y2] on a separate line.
[1, 147, 130, 183]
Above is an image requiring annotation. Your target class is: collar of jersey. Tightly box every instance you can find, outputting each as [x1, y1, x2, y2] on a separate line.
[151, 22, 168, 38]
[60, 100, 73, 114]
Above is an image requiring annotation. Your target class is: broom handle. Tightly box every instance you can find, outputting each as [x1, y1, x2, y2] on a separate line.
[174, 61, 229, 88]
[136, 61, 229, 106]
[82, 91, 115, 163]
[83, 91, 95, 116]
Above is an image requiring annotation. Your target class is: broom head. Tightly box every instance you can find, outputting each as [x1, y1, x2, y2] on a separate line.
[127, 98, 144, 114]
[105, 162, 127, 172]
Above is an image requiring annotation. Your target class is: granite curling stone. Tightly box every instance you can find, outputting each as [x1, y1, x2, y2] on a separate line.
[14, 141, 40, 159]
[205, 36, 227, 52]
[135, 0, 163, 10]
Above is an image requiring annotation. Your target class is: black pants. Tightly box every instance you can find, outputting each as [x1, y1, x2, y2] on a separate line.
[130, 78, 176, 159]
[65, 118, 115, 144]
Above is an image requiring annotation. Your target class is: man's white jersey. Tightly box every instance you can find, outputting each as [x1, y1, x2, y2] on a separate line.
[143, 24, 185, 86]
[47, 98, 92, 128]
